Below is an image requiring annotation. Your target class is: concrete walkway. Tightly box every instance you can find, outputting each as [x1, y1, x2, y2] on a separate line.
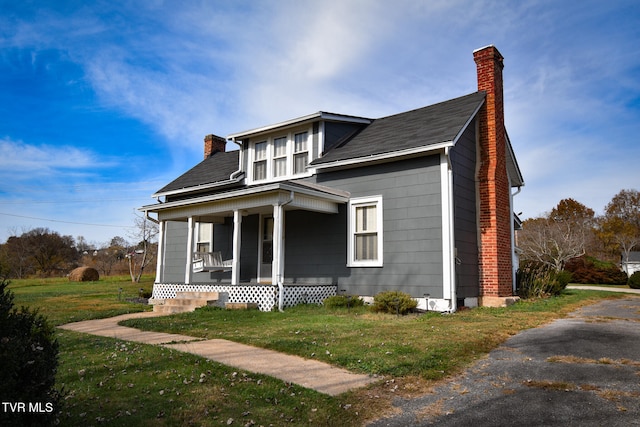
[58, 311, 377, 396]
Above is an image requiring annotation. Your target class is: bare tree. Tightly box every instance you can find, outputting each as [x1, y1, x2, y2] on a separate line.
[93, 238, 128, 276]
[519, 198, 595, 271]
[126, 213, 158, 283]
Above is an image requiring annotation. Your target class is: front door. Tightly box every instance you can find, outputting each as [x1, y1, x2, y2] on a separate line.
[259, 216, 273, 283]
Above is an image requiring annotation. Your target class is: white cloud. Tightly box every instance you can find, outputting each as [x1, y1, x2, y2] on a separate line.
[0, 138, 102, 173]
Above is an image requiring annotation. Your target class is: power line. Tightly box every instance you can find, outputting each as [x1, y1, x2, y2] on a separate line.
[0, 211, 136, 228]
[0, 198, 144, 205]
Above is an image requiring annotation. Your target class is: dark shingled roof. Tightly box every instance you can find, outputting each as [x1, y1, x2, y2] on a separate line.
[312, 91, 485, 165]
[153, 92, 486, 195]
[154, 151, 239, 195]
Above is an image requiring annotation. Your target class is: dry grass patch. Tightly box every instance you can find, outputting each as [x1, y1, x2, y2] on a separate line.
[415, 398, 448, 423]
[547, 355, 640, 368]
[524, 380, 577, 391]
[547, 355, 593, 364]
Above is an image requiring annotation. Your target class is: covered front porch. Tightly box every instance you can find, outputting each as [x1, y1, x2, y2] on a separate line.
[142, 181, 349, 311]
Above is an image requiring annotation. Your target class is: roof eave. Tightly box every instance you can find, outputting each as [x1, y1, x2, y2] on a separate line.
[151, 173, 245, 198]
[140, 181, 350, 213]
[312, 141, 455, 172]
[228, 112, 372, 141]
[506, 132, 525, 188]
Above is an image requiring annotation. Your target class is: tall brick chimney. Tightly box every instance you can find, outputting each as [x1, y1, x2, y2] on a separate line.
[204, 134, 227, 159]
[473, 45, 514, 306]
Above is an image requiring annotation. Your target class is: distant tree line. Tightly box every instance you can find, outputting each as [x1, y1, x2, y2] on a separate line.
[0, 215, 158, 282]
[518, 188, 640, 280]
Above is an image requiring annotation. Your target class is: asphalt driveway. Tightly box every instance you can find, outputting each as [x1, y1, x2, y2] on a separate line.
[369, 296, 640, 426]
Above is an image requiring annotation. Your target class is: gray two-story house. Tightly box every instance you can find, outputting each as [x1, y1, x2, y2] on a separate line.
[141, 45, 524, 312]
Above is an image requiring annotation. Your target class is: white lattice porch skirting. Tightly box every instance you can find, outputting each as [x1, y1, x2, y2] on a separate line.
[152, 283, 337, 311]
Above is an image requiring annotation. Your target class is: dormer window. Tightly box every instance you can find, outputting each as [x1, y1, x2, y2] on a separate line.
[253, 141, 267, 180]
[273, 136, 287, 177]
[294, 132, 308, 174]
[249, 129, 311, 183]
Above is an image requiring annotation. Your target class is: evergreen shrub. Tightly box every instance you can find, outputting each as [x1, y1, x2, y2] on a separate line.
[372, 290, 417, 315]
[628, 271, 640, 289]
[0, 278, 61, 426]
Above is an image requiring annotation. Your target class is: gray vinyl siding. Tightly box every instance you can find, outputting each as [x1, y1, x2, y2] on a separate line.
[284, 155, 444, 298]
[161, 216, 259, 283]
[160, 144, 477, 301]
[450, 119, 480, 299]
[162, 221, 189, 283]
[284, 209, 347, 285]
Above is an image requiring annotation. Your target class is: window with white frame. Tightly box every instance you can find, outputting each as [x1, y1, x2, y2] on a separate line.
[249, 130, 310, 182]
[253, 141, 267, 181]
[196, 222, 213, 253]
[273, 136, 287, 177]
[348, 196, 383, 267]
[293, 131, 309, 174]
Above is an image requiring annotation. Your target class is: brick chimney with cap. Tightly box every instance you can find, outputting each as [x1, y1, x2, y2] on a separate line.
[204, 134, 227, 159]
[473, 45, 515, 306]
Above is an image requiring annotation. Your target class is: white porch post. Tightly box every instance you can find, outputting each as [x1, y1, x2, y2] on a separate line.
[185, 216, 195, 284]
[155, 220, 165, 283]
[272, 203, 284, 286]
[232, 210, 243, 286]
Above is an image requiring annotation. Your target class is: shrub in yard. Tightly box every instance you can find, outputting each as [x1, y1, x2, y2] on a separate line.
[564, 256, 627, 285]
[323, 294, 364, 309]
[516, 261, 570, 299]
[372, 290, 417, 315]
[0, 278, 61, 426]
[628, 271, 640, 289]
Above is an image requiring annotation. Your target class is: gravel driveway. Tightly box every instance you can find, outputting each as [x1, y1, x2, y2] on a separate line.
[369, 296, 640, 427]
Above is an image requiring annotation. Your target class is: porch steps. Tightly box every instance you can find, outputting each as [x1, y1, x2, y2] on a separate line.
[152, 291, 220, 314]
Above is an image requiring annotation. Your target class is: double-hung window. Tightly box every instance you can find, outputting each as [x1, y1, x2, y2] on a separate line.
[253, 141, 267, 181]
[348, 196, 383, 267]
[273, 136, 287, 177]
[293, 132, 308, 174]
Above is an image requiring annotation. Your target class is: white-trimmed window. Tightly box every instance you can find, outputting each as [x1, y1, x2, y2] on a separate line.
[348, 196, 383, 267]
[273, 136, 287, 177]
[249, 130, 311, 182]
[253, 141, 267, 181]
[293, 131, 309, 174]
[196, 222, 213, 253]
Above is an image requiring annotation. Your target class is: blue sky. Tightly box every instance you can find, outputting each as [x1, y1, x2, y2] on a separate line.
[1, 0, 639, 246]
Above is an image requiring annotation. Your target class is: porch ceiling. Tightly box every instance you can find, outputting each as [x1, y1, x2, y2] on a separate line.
[141, 181, 349, 222]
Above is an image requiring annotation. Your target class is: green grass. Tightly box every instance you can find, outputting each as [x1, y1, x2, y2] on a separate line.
[8, 275, 154, 325]
[6, 276, 631, 426]
[56, 331, 350, 426]
[122, 290, 624, 379]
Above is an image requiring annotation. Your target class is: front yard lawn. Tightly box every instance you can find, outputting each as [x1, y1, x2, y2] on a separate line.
[8, 276, 627, 426]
